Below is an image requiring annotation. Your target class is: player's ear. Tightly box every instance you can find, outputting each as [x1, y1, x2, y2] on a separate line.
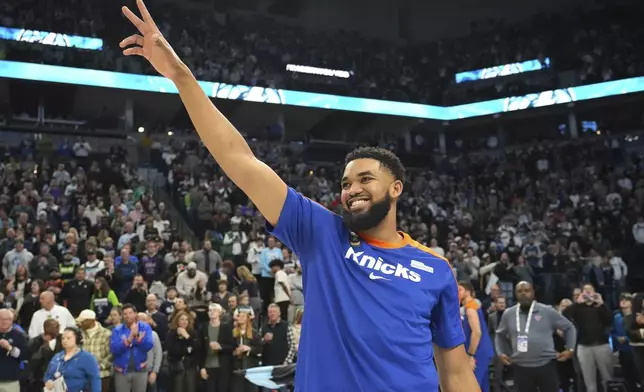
[389, 180, 403, 199]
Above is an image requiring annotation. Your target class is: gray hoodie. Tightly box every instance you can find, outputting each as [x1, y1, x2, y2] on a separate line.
[495, 302, 576, 367]
[146, 330, 163, 373]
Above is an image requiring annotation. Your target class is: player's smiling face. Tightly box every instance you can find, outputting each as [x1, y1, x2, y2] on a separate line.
[340, 158, 400, 232]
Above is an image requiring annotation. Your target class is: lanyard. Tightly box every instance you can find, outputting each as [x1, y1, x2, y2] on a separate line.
[516, 301, 535, 334]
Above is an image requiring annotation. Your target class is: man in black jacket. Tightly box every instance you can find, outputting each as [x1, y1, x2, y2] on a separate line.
[563, 283, 613, 392]
[260, 303, 296, 366]
[0, 308, 28, 392]
[144, 294, 168, 347]
[62, 266, 95, 317]
[27, 319, 63, 392]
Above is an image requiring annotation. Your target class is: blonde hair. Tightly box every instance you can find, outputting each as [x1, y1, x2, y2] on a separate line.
[209, 303, 223, 314]
[237, 266, 256, 282]
[233, 312, 254, 339]
[68, 228, 79, 242]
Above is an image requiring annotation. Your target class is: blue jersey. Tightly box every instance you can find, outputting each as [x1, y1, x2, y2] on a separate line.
[268, 188, 465, 392]
[462, 299, 494, 363]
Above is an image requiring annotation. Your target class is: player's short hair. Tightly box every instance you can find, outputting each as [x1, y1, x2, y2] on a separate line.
[344, 147, 405, 182]
[458, 281, 476, 295]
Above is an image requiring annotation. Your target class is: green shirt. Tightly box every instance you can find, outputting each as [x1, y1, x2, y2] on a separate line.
[206, 325, 221, 368]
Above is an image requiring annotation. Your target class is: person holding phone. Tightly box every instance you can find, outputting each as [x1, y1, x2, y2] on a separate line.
[563, 283, 613, 392]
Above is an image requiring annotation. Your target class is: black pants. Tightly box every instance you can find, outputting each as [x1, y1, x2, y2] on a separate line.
[633, 346, 644, 386]
[205, 367, 230, 392]
[230, 373, 258, 392]
[276, 301, 289, 321]
[619, 350, 640, 392]
[172, 367, 197, 392]
[259, 277, 275, 316]
[512, 360, 559, 392]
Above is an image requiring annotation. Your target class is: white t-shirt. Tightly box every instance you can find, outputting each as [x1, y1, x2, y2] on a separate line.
[28, 304, 76, 338]
[274, 270, 290, 303]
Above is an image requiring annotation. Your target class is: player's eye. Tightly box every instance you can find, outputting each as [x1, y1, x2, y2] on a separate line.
[341, 183, 350, 190]
[360, 177, 372, 184]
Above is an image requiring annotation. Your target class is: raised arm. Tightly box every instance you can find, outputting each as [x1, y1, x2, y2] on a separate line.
[120, 0, 287, 226]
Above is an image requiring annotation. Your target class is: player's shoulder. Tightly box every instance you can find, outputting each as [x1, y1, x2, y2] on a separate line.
[464, 298, 481, 311]
[286, 187, 342, 222]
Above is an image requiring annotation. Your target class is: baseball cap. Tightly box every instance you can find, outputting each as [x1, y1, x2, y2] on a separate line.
[187, 262, 197, 270]
[76, 309, 96, 323]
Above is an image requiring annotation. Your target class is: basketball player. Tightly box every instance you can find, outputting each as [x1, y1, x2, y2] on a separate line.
[119, 2, 480, 390]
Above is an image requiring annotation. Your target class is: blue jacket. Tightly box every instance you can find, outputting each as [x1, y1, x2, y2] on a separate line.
[110, 321, 154, 373]
[44, 349, 101, 392]
[611, 310, 631, 352]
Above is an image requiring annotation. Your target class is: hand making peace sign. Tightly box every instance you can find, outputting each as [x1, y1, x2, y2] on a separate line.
[120, 0, 185, 80]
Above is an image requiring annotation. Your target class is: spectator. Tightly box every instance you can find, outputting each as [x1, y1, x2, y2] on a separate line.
[626, 293, 644, 386]
[136, 313, 162, 392]
[43, 327, 101, 392]
[192, 240, 222, 275]
[563, 284, 613, 392]
[612, 293, 638, 392]
[83, 250, 104, 282]
[236, 266, 261, 319]
[495, 282, 576, 392]
[176, 262, 207, 300]
[110, 304, 154, 392]
[159, 287, 179, 316]
[123, 275, 149, 315]
[90, 277, 120, 325]
[2, 239, 33, 278]
[0, 308, 28, 392]
[28, 292, 75, 338]
[139, 241, 165, 286]
[230, 312, 262, 392]
[115, 249, 139, 298]
[77, 310, 113, 392]
[18, 279, 44, 330]
[203, 303, 234, 392]
[270, 260, 291, 321]
[26, 319, 63, 392]
[487, 296, 506, 392]
[62, 267, 94, 317]
[211, 281, 233, 313]
[261, 304, 296, 367]
[144, 294, 168, 346]
[259, 236, 282, 315]
[166, 310, 205, 392]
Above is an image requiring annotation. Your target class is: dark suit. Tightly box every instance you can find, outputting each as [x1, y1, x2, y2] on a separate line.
[202, 322, 235, 392]
[26, 334, 63, 392]
[148, 311, 168, 347]
[488, 310, 505, 392]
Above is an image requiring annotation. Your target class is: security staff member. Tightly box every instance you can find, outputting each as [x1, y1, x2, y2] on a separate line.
[495, 282, 576, 392]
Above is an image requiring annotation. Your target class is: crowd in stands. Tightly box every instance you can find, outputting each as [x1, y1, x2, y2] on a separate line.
[2, 123, 644, 392]
[151, 131, 644, 391]
[1, 0, 644, 105]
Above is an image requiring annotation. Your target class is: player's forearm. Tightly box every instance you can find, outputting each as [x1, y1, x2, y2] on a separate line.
[171, 65, 287, 225]
[173, 65, 255, 172]
[467, 331, 481, 356]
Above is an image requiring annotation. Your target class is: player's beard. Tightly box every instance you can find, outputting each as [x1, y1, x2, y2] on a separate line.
[342, 193, 392, 233]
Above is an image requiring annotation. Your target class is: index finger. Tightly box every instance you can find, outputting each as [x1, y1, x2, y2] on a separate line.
[122, 6, 147, 35]
[136, 0, 159, 30]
